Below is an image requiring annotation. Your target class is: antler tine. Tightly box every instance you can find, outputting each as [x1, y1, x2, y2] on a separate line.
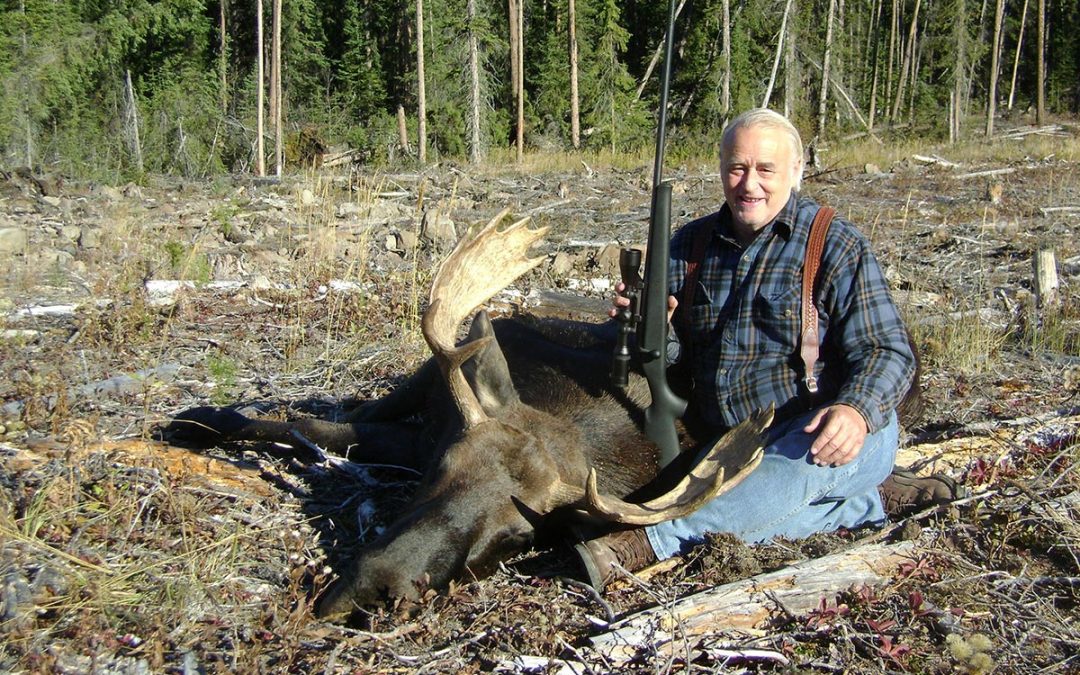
[583, 405, 774, 525]
[422, 208, 549, 428]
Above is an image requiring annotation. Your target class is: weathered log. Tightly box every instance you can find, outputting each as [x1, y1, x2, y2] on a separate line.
[589, 540, 916, 661]
[1034, 247, 1059, 307]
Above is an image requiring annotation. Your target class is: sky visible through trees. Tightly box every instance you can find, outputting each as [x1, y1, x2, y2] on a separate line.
[0, 0, 1077, 178]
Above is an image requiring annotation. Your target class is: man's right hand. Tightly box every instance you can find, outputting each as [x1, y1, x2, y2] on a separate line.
[609, 282, 678, 322]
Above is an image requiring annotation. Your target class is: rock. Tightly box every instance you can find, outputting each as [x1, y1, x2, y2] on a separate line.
[300, 188, 316, 205]
[96, 184, 124, 202]
[122, 182, 143, 199]
[864, 163, 882, 175]
[398, 230, 419, 253]
[61, 225, 81, 243]
[0, 228, 28, 254]
[550, 251, 576, 277]
[421, 210, 456, 249]
[378, 200, 413, 220]
[336, 201, 362, 218]
[78, 226, 101, 249]
[595, 243, 622, 274]
[41, 195, 62, 208]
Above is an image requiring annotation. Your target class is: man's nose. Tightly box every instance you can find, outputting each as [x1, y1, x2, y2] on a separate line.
[743, 169, 760, 191]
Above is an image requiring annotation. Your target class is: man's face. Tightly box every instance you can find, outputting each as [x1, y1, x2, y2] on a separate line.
[721, 124, 802, 234]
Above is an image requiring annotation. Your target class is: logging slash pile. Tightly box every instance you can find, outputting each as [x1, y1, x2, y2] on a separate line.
[1, 133, 1079, 672]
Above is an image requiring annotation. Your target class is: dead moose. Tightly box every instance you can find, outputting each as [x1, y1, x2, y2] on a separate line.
[167, 210, 774, 621]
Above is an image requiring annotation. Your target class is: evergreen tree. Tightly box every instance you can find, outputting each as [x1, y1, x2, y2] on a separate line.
[581, 0, 648, 151]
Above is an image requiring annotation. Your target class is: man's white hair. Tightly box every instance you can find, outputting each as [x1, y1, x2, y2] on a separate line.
[721, 108, 804, 191]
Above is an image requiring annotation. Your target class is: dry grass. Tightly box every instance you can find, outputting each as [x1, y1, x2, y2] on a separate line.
[2, 129, 1079, 671]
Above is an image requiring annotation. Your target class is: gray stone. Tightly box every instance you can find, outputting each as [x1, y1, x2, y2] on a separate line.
[60, 225, 81, 243]
[0, 228, 28, 254]
[397, 230, 419, 253]
[29, 249, 74, 269]
[78, 226, 101, 249]
[595, 243, 622, 274]
[421, 210, 456, 249]
[550, 251, 576, 277]
[336, 201, 362, 218]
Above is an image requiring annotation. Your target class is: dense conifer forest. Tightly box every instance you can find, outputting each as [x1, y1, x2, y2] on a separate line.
[1, 0, 1078, 177]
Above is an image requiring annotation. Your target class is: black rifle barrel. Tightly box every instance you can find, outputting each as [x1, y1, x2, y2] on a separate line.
[638, 0, 687, 468]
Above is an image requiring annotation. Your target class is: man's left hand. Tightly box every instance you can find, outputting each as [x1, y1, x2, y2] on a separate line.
[804, 404, 868, 466]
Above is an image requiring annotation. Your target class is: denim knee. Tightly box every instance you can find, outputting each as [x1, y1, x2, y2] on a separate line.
[646, 410, 899, 559]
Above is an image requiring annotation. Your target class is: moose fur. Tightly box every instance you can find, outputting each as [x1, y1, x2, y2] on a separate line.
[168, 310, 771, 620]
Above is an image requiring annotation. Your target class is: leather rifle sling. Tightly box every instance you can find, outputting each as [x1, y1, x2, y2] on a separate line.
[800, 207, 836, 394]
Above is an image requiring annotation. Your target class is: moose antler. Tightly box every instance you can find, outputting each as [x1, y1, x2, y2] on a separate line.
[422, 209, 549, 428]
[557, 405, 774, 526]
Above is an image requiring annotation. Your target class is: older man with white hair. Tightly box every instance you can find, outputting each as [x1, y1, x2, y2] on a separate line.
[575, 108, 961, 589]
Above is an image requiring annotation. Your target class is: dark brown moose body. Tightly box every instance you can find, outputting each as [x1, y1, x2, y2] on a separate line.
[166, 211, 772, 622]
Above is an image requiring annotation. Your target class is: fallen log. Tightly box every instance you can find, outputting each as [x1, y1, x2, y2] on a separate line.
[589, 540, 916, 661]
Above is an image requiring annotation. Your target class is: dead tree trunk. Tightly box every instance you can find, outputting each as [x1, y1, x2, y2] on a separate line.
[762, 0, 794, 108]
[516, 0, 525, 161]
[985, 0, 1005, 137]
[417, 0, 428, 163]
[272, 0, 282, 177]
[951, 0, 968, 142]
[396, 104, 410, 154]
[569, 0, 580, 148]
[1007, 0, 1029, 110]
[256, 0, 265, 176]
[784, 0, 796, 118]
[219, 1, 228, 114]
[467, 0, 483, 163]
[885, 0, 899, 115]
[124, 70, 143, 173]
[890, 0, 920, 122]
[590, 541, 917, 662]
[1036, 0, 1045, 124]
[508, 0, 523, 160]
[721, 0, 731, 116]
[817, 0, 837, 136]
[634, 0, 688, 101]
[866, 0, 883, 128]
[1034, 248, 1059, 308]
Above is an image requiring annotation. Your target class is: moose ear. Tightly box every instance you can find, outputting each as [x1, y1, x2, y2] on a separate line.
[462, 310, 520, 414]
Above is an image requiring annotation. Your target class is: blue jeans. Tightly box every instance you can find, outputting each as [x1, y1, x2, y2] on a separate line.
[646, 408, 899, 559]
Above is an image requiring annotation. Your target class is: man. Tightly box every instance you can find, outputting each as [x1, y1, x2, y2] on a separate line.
[575, 108, 962, 590]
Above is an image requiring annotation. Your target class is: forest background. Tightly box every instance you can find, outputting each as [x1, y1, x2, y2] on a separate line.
[1, 0, 1078, 180]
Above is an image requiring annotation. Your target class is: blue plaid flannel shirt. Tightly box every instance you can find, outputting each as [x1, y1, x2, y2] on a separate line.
[669, 193, 915, 434]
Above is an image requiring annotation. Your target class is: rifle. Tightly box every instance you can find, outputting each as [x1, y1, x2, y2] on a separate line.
[611, 0, 687, 469]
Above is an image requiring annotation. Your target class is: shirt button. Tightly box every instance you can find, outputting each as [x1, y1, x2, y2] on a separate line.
[784, 308, 793, 317]
[718, 368, 727, 375]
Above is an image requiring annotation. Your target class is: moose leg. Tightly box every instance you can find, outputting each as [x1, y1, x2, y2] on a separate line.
[165, 406, 432, 469]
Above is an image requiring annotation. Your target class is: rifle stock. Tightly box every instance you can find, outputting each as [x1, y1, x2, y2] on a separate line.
[639, 182, 686, 467]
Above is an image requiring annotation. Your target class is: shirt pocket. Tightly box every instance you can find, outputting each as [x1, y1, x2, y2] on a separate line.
[684, 282, 717, 349]
[751, 285, 801, 352]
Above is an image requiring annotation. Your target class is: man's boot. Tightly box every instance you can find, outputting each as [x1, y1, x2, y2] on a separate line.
[879, 468, 968, 518]
[574, 529, 657, 590]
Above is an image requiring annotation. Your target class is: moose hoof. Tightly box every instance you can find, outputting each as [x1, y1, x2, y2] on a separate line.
[163, 406, 253, 444]
[314, 578, 364, 623]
